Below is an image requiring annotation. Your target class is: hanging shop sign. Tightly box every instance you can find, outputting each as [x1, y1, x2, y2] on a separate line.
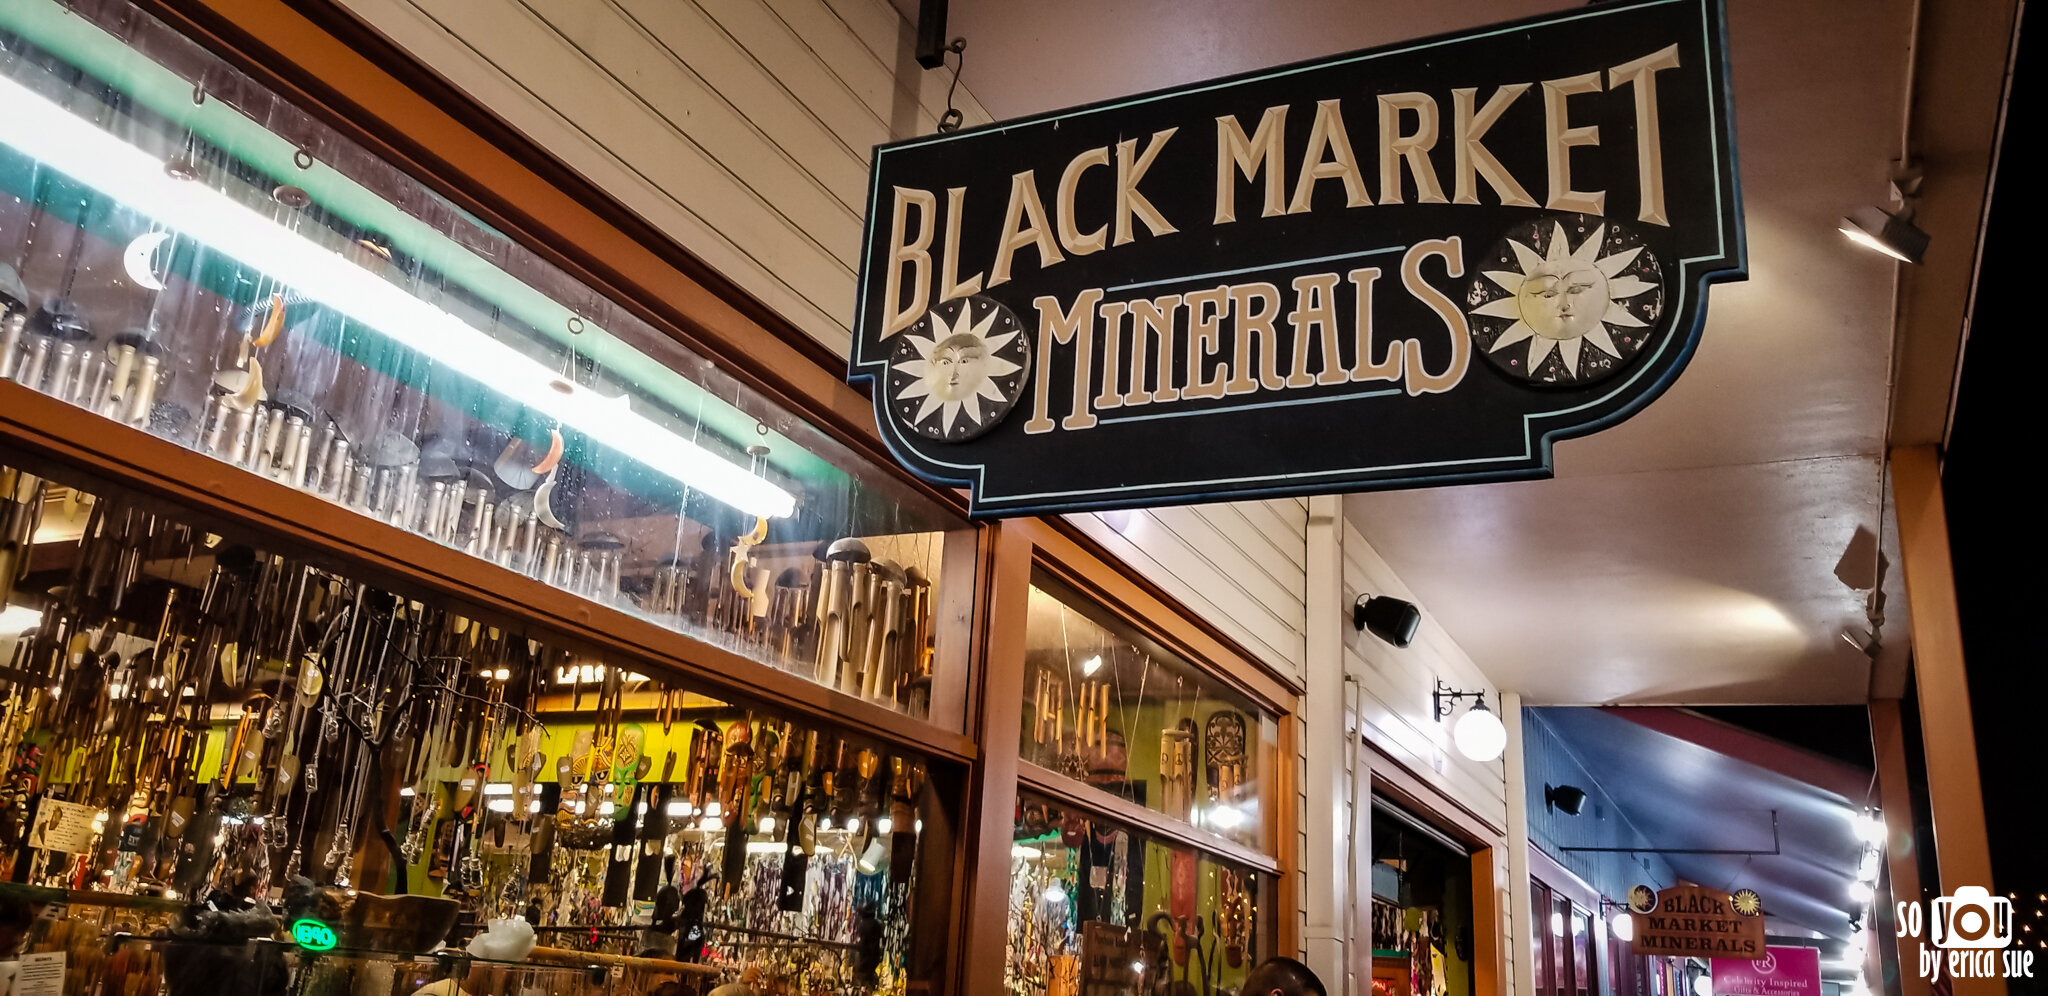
[1712, 945, 1823, 996]
[848, 0, 1744, 516]
[1629, 885, 1766, 958]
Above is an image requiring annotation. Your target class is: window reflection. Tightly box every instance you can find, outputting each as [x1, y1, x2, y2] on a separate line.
[1006, 791, 1268, 996]
[0, 0, 971, 723]
[1019, 571, 1276, 851]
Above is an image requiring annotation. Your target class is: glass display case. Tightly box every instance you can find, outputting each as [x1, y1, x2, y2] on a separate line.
[1005, 790, 1271, 996]
[1018, 570, 1277, 852]
[1006, 565, 1281, 996]
[0, 460, 942, 995]
[0, 0, 972, 724]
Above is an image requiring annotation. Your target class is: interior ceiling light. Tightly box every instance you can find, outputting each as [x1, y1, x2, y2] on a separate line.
[1432, 678, 1506, 762]
[1354, 593, 1422, 648]
[1545, 783, 1589, 816]
[1854, 810, 1885, 845]
[1839, 205, 1929, 265]
[0, 73, 795, 520]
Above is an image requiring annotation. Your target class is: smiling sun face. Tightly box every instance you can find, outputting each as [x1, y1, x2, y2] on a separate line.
[889, 296, 1030, 441]
[1467, 218, 1666, 386]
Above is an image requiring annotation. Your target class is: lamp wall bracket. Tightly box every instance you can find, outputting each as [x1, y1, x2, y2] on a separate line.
[1432, 678, 1487, 722]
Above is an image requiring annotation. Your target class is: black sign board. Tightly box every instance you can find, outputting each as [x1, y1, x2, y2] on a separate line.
[849, 0, 1745, 517]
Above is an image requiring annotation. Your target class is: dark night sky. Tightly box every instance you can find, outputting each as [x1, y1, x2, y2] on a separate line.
[1943, 4, 2042, 992]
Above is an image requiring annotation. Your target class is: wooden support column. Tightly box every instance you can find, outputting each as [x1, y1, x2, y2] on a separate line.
[1870, 697, 1932, 996]
[959, 520, 1032, 995]
[1303, 495, 1348, 988]
[1503, 692, 1537, 996]
[1890, 444, 2004, 996]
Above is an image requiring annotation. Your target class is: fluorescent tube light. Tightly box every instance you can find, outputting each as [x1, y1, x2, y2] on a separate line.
[0, 73, 796, 519]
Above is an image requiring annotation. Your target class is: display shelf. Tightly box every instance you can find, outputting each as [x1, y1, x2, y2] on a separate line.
[0, 380, 974, 765]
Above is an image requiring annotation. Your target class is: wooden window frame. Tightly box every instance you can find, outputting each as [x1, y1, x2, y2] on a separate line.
[964, 516, 1302, 996]
[1361, 739, 1509, 996]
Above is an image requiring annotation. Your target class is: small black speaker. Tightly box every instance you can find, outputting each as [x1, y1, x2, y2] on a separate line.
[1353, 594, 1421, 647]
[1545, 783, 1589, 816]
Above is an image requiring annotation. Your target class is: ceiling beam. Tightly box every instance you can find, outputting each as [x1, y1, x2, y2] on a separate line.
[1599, 707, 1871, 801]
[1887, 0, 2023, 447]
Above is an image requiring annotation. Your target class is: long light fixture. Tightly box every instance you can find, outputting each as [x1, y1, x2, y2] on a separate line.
[0, 73, 796, 520]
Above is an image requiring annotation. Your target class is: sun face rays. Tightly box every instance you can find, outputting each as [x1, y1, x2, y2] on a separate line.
[892, 302, 1023, 434]
[1471, 222, 1659, 378]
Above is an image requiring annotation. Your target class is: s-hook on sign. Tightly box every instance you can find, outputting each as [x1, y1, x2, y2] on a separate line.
[848, 0, 1745, 517]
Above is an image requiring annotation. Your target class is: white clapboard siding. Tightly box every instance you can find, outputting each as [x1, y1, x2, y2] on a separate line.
[1343, 520, 1508, 830]
[332, 0, 992, 353]
[337, 0, 1313, 694]
[1065, 499, 1310, 682]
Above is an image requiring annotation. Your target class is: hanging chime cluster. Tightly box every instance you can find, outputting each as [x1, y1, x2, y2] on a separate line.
[0, 467, 557, 903]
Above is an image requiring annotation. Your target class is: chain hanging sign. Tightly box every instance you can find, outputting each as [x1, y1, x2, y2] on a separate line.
[848, 0, 1745, 516]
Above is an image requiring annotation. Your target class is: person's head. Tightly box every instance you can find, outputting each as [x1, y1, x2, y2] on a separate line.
[1241, 956, 1327, 996]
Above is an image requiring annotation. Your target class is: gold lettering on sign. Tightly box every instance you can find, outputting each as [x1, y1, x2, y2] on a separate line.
[1215, 106, 1289, 223]
[1542, 71, 1606, 215]
[1346, 267, 1401, 383]
[1115, 129, 1180, 246]
[1182, 286, 1232, 399]
[1056, 148, 1112, 255]
[884, 186, 936, 336]
[1128, 295, 1184, 405]
[1451, 85, 1537, 208]
[1400, 238, 1471, 396]
[1376, 92, 1446, 205]
[990, 170, 1063, 289]
[1025, 290, 1103, 433]
[1609, 44, 1682, 226]
[1285, 273, 1346, 388]
[1289, 99, 1372, 214]
[939, 186, 983, 302]
[1225, 283, 1288, 395]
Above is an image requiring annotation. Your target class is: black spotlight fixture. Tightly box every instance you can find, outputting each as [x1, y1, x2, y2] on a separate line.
[1544, 783, 1588, 816]
[1839, 205, 1930, 264]
[1353, 593, 1421, 648]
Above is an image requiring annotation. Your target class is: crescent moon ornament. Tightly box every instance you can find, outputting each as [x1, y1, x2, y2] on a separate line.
[123, 232, 170, 291]
[251, 292, 286, 347]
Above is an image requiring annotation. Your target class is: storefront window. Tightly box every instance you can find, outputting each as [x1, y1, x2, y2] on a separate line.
[0, 0, 970, 724]
[0, 461, 944, 993]
[1371, 800, 1477, 996]
[1006, 789, 1269, 996]
[1019, 570, 1277, 851]
[1530, 877, 1598, 996]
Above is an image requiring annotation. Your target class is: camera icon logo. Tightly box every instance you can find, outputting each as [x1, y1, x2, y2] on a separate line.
[1932, 886, 2014, 950]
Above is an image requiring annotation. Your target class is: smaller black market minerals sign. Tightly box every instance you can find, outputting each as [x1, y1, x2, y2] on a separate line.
[849, 0, 1745, 517]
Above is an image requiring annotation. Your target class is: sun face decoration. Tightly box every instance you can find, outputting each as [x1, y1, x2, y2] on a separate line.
[1466, 216, 1665, 387]
[1628, 884, 1659, 914]
[888, 295, 1031, 441]
[1731, 888, 1763, 917]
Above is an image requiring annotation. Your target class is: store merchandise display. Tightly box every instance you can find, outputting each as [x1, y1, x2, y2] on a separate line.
[0, 463, 933, 994]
